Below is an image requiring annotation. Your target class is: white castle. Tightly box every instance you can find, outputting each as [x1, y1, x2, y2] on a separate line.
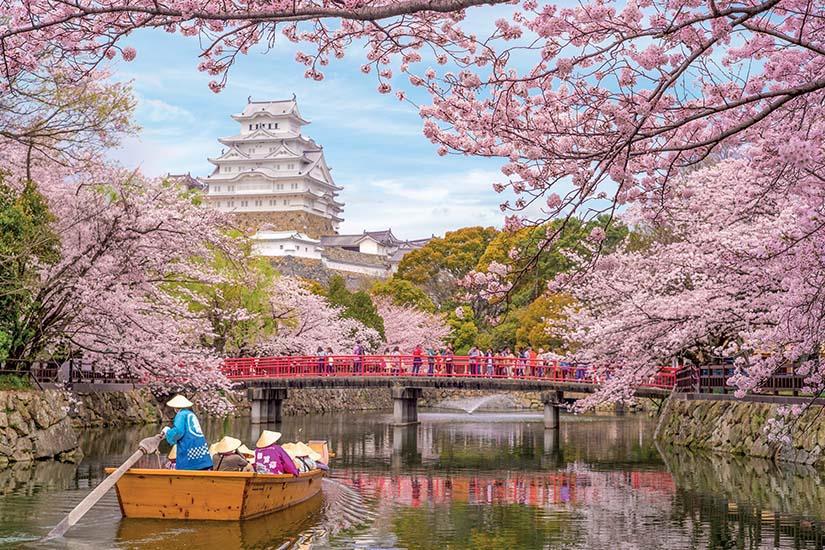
[200, 97, 344, 236]
[189, 97, 430, 277]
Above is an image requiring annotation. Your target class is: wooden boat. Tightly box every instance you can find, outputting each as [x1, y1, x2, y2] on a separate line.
[105, 467, 325, 521]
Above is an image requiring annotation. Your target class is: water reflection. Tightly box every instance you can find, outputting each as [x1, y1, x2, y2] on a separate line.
[1, 411, 825, 548]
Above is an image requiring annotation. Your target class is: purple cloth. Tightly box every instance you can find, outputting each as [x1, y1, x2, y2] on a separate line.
[255, 444, 299, 476]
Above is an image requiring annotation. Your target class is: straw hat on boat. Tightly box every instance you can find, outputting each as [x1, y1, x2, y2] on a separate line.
[255, 430, 282, 448]
[295, 442, 322, 462]
[213, 436, 242, 455]
[238, 444, 255, 459]
[167, 445, 177, 460]
[166, 395, 194, 409]
[280, 443, 298, 458]
[209, 442, 218, 456]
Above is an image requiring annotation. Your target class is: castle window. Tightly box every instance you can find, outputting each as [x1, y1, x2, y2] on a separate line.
[279, 244, 283, 249]
[268, 123, 272, 129]
[283, 200, 287, 205]
[248, 124, 252, 130]
[288, 163, 294, 170]
[213, 185, 220, 192]
[274, 123, 279, 129]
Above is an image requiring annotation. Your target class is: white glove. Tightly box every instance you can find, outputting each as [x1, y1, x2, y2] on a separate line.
[161, 426, 170, 436]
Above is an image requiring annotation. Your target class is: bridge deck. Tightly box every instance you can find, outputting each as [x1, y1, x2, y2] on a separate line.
[234, 375, 671, 398]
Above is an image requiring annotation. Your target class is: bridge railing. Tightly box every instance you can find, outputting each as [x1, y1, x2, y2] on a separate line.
[674, 365, 810, 395]
[222, 355, 678, 389]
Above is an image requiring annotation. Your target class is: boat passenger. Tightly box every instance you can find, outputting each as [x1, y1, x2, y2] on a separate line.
[212, 436, 253, 472]
[296, 442, 327, 472]
[164, 445, 177, 470]
[255, 430, 299, 476]
[238, 444, 255, 464]
[161, 395, 212, 471]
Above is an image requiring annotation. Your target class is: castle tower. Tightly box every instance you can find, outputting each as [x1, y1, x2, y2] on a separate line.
[200, 98, 344, 237]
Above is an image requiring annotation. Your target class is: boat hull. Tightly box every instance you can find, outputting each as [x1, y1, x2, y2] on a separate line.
[106, 468, 324, 520]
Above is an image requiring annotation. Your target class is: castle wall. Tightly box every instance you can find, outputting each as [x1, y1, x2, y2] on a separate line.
[231, 211, 335, 239]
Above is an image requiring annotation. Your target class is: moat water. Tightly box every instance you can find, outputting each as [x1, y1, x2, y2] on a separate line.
[0, 410, 824, 549]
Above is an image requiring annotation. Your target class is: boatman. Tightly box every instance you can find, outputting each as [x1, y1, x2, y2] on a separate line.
[162, 395, 212, 471]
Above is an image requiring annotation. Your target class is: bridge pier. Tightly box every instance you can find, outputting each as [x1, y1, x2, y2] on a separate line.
[392, 386, 422, 425]
[541, 390, 564, 430]
[248, 387, 288, 424]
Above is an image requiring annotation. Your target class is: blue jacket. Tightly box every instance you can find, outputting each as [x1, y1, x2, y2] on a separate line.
[165, 409, 211, 470]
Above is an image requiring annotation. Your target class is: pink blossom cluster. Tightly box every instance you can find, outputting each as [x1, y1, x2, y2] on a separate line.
[374, 298, 451, 350]
[564, 158, 825, 411]
[262, 277, 381, 354]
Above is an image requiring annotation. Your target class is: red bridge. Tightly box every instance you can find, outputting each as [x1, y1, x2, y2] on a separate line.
[222, 355, 677, 426]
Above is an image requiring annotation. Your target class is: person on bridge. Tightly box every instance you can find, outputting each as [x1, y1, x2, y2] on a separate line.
[426, 346, 437, 376]
[443, 346, 454, 375]
[485, 349, 495, 377]
[528, 348, 538, 377]
[353, 342, 365, 374]
[255, 430, 299, 476]
[468, 346, 480, 376]
[315, 346, 325, 375]
[412, 344, 423, 375]
[162, 395, 212, 471]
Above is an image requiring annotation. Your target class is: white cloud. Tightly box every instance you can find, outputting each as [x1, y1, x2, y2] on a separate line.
[338, 169, 505, 238]
[137, 97, 195, 124]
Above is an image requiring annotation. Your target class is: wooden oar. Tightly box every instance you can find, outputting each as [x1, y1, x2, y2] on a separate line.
[44, 433, 164, 540]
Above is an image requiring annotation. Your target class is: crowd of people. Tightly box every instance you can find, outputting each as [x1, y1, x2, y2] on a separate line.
[311, 343, 582, 379]
[161, 395, 329, 475]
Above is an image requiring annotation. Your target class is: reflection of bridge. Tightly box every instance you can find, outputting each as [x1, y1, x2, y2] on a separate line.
[223, 356, 677, 426]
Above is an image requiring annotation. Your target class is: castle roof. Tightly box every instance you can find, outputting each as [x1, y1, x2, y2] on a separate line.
[232, 98, 309, 124]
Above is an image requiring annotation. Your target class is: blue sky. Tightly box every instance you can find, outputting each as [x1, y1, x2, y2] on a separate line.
[110, 27, 511, 240]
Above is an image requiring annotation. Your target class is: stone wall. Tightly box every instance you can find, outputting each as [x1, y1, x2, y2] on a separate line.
[269, 256, 377, 289]
[0, 390, 81, 467]
[281, 387, 393, 415]
[232, 211, 335, 238]
[655, 396, 825, 466]
[70, 388, 163, 428]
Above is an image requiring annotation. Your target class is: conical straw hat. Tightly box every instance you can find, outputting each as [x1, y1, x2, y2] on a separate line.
[238, 444, 255, 458]
[209, 442, 218, 456]
[214, 436, 242, 455]
[255, 430, 282, 448]
[295, 442, 322, 462]
[166, 395, 193, 408]
[280, 443, 298, 458]
[167, 445, 177, 460]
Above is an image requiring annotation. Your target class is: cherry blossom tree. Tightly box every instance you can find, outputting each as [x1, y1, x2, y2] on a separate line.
[563, 158, 825, 409]
[263, 276, 380, 355]
[0, 62, 237, 412]
[374, 297, 450, 350]
[3, 0, 825, 410]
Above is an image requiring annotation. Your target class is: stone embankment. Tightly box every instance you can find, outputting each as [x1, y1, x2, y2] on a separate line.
[0, 388, 165, 467]
[655, 396, 825, 466]
[0, 390, 80, 467]
[71, 388, 162, 427]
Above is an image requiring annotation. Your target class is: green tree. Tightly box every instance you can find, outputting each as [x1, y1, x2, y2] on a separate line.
[0, 177, 60, 364]
[477, 216, 627, 308]
[324, 274, 385, 339]
[371, 277, 435, 312]
[165, 233, 282, 355]
[513, 293, 574, 352]
[396, 226, 497, 308]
